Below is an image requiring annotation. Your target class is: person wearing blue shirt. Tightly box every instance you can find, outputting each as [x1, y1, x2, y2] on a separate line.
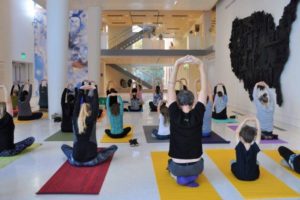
[105, 93, 131, 138]
[212, 83, 228, 119]
[252, 81, 277, 140]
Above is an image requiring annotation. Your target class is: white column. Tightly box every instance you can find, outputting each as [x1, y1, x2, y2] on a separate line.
[87, 7, 101, 88]
[47, 0, 69, 116]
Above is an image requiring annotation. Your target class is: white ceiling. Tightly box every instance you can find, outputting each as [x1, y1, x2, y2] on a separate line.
[36, 0, 217, 11]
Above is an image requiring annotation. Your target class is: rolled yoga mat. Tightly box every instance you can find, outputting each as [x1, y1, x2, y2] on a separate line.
[151, 152, 222, 200]
[143, 126, 230, 144]
[44, 130, 73, 141]
[205, 149, 300, 199]
[37, 148, 114, 194]
[212, 118, 238, 124]
[227, 125, 287, 144]
[263, 150, 300, 179]
[100, 125, 133, 143]
[0, 143, 41, 169]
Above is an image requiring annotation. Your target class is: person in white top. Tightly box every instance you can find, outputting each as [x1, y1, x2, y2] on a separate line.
[151, 100, 170, 140]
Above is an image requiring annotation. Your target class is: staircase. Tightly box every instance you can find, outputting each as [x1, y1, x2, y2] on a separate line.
[107, 64, 153, 89]
[110, 26, 153, 50]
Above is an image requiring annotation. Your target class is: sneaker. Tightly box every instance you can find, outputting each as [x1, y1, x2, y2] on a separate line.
[129, 138, 139, 147]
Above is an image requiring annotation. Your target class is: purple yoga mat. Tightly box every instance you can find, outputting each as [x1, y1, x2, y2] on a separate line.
[227, 125, 238, 131]
[227, 125, 287, 144]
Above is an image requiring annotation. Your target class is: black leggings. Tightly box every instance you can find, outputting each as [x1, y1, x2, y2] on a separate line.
[105, 127, 131, 138]
[212, 108, 227, 120]
[278, 146, 300, 174]
[149, 102, 157, 112]
[18, 112, 43, 121]
[128, 105, 142, 112]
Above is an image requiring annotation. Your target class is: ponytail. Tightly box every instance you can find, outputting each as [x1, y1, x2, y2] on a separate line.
[77, 103, 91, 134]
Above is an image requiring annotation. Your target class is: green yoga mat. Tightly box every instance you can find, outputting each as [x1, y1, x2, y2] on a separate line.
[0, 143, 41, 169]
[44, 130, 73, 141]
[212, 118, 238, 124]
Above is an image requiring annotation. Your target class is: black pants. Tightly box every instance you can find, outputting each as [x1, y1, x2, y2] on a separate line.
[18, 112, 43, 121]
[278, 146, 300, 174]
[149, 102, 157, 112]
[261, 131, 278, 140]
[212, 108, 227, 120]
[231, 162, 259, 181]
[105, 127, 131, 138]
[128, 105, 142, 112]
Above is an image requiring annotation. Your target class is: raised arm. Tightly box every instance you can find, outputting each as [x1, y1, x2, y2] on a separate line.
[222, 84, 227, 95]
[189, 56, 207, 104]
[26, 84, 32, 102]
[88, 88, 98, 120]
[194, 79, 200, 97]
[118, 95, 124, 116]
[61, 88, 68, 105]
[73, 89, 84, 118]
[254, 117, 261, 144]
[235, 118, 248, 144]
[168, 56, 187, 106]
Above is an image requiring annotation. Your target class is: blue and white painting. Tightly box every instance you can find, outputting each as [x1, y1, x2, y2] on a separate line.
[68, 10, 88, 86]
[33, 7, 47, 96]
[33, 9, 88, 91]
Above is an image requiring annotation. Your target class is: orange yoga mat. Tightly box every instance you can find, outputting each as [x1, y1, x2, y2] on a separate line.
[151, 152, 222, 200]
[206, 149, 300, 199]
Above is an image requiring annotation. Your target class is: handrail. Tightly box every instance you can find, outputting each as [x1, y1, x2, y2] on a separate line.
[109, 25, 154, 49]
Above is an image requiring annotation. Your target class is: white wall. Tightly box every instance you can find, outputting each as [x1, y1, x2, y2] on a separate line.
[0, 0, 34, 89]
[214, 0, 300, 127]
[10, 0, 35, 63]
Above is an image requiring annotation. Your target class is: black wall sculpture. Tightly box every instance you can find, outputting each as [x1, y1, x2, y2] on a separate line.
[229, 0, 299, 106]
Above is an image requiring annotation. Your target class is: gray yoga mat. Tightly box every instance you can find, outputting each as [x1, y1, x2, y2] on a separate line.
[44, 130, 73, 141]
[143, 126, 230, 144]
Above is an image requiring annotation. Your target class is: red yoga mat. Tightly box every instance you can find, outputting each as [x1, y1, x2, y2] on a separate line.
[37, 150, 113, 194]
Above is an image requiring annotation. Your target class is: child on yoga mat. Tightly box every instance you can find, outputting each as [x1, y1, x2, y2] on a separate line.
[278, 146, 300, 174]
[231, 117, 261, 181]
[253, 81, 277, 140]
[128, 87, 142, 112]
[61, 84, 75, 132]
[105, 93, 131, 138]
[61, 83, 117, 166]
[151, 100, 170, 140]
[167, 55, 207, 187]
[195, 81, 213, 137]
[0, 91, 35, 156]
[17, 82, 43, 121]
[212, 83, 228, 120]
[149, 81, 163, 112]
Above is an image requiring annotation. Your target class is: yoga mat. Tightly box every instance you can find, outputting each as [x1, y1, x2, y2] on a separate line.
[143, 126, 230, 144]
[212, 118, 238, 124]
[44, 131, 73, 141]
[100, 125, 133, 143]
[0, 143, 41, 169]
[206, 149, 300, 199]
[227, 125, 287, 144]
[37, 148, 114, 194]
[263, 150, 300, 179]
[151, 152, 222, 200]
